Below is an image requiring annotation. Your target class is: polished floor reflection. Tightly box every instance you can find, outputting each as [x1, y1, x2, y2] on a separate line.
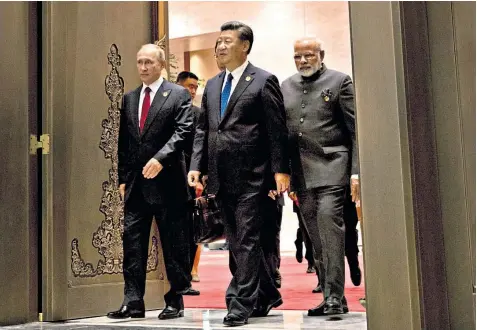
[3, 309, 367, 329]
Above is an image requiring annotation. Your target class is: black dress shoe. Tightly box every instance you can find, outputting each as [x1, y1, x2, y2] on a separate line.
[182, 287, 200, 296]
[308, 297, 348, 316]
[223, 313, 248, 326]
[250, 297, 283, 317]
[306, 265, 315, 273]
[324, 296, 344, 315]
[158, 306, 184, 320]
[107, 304, 145, 319]
[312, 284, 322, 293]
[308, 301, 326, 316]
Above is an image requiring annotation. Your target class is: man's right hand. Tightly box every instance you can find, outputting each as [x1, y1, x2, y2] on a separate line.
[119, 184, 126, 200]
[188, 170, 201, 187]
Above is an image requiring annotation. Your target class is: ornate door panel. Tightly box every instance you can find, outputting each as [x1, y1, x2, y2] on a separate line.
[41, 2, 166, 320]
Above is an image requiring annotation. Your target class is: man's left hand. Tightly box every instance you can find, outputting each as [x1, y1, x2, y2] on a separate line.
[274, 173, 290, 193]
[142, 158, 163, 179]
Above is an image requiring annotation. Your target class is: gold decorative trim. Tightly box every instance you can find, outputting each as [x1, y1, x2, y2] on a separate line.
[147, 237, 159, 272]
[154, 35, 179, 83]
[155, 34, 167, 51]
[71, 44, 159, 277]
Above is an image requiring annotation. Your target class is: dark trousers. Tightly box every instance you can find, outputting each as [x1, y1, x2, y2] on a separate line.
[122, 189, 191, 309]
[344, 189, 360, 266]
[220, 191, 281, 318]
[188, 202, 198, 275]
[261, 196, 283, 277]
[294, 204, 315, 267]
[298, 186, 346, 299]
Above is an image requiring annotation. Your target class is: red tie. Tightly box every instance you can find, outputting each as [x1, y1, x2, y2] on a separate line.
[139, 87, 151, 132]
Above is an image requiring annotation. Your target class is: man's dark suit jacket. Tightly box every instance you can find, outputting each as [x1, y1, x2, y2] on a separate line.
[190, 63, 289, 195]
[281, 64, 357, 191]
[118, 80, 193, 204]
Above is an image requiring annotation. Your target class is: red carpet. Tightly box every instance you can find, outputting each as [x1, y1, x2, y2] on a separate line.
[184, 250, 365, 312]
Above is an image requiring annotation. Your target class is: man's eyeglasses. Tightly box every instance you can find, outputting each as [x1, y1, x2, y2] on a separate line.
[294, 54, 317, 61]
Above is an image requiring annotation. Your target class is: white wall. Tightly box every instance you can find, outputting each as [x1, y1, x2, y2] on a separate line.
[169, 1, 352, 83]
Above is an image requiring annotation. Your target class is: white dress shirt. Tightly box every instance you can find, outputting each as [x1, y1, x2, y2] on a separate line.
[138, 77, 164, 122]
[221, 60, 250, 103]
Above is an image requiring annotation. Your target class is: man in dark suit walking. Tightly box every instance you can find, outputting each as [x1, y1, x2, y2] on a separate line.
[107, 44, 193, 320]
[176, 70, 204, 295]
[188, 21, 290, 326]
[281, 37, 358, 316]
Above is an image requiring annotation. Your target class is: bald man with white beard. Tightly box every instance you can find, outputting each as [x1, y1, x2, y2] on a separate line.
[281, 37, 358, 317]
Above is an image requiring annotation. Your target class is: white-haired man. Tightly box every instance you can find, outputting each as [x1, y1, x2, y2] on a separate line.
[281, 37, 359, 316]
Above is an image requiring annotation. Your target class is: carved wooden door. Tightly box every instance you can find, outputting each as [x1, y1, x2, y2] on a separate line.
[40, 2, 166, 320]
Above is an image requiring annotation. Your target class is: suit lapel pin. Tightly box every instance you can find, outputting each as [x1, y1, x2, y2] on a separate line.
[163, 91, 169, 97]
[245, 76, 251, 82]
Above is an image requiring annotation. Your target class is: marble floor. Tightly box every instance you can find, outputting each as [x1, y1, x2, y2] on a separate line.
[2, 309, 367, 330]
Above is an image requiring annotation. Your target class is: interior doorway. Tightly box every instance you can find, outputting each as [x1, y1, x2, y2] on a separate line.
[163, 0, 366, 313]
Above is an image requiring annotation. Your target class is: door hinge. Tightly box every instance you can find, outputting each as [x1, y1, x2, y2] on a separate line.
[30, 134, 50, 155]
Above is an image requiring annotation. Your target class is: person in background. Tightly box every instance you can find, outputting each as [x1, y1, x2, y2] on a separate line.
[351, 176, 366, 307]
[344, 186, 362, 286]
[176, 70, 203, 295]
[289, 192, 322, 294]
[294, 204, 316, 274]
